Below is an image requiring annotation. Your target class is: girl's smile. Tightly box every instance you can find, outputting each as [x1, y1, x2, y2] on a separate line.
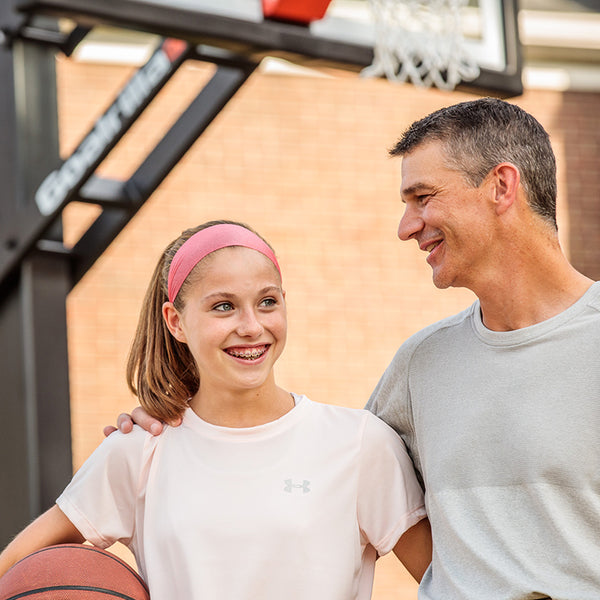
[225, 344, 270, 361]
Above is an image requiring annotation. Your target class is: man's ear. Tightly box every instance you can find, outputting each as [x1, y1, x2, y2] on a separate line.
[162, 302, 187, 343]
[491, 162, 520, 216]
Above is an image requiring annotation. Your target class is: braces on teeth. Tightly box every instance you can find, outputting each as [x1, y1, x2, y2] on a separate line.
[230, 348, 265, 359]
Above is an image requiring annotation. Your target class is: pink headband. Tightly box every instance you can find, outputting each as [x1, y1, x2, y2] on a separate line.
[167, 224, 281, 302]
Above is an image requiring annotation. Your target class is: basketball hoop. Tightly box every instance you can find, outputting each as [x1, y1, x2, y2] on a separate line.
[361, 0, 480, 90]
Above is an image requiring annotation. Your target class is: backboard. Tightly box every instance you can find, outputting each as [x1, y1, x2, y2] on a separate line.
[315, 0, 521, 92]
[17, 0, 522, 96]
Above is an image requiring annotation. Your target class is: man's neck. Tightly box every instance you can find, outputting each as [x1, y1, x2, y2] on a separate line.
[475, 253, 593, 332]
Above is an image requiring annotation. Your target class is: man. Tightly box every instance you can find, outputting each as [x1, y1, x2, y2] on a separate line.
[365, 97, 599, 599]
[112, 98, 600, 598]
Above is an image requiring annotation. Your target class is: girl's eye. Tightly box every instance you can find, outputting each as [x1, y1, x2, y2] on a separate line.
[260, 298, 277, 308]
[213, 302, 234, 312]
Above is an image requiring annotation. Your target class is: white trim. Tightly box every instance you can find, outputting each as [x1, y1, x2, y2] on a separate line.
[519, 10, 600, 50]
[523, 63, 600, 92]
[73, 41, 153, 65]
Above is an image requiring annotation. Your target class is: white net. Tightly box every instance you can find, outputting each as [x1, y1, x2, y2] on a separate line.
[361, 0, 480, 90]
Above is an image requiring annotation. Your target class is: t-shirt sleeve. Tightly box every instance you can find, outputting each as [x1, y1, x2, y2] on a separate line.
[365, 343, 414, 436]
[365, 330, 435, 491]
[357, 413, 426, 556]
[56, 426, 149, 549]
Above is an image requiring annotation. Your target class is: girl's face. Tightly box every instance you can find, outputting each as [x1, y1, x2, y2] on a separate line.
[163, 246, 287, 396]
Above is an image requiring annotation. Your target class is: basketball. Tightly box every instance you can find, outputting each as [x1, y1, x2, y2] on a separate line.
[0, 544, 149, 600]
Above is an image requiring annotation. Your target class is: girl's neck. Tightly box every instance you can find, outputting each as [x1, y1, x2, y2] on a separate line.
[189, 384, 295, 428]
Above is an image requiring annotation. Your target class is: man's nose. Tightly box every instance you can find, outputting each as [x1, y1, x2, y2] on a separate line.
[397, 203, 424, 241]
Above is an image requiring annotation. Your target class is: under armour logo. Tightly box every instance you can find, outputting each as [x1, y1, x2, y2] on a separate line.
[284, 479, 311, 494]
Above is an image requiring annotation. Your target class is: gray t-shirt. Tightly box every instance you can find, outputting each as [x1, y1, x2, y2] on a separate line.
[367, 281, 600, 600]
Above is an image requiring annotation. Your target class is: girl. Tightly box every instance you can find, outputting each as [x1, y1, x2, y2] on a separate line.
[0, 220, 431, 599]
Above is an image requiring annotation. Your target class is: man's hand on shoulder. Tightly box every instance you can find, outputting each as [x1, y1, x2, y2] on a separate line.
[103, 407, 182, 437]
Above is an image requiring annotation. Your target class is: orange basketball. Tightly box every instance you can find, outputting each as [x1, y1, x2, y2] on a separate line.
[0, 544, 149, 600]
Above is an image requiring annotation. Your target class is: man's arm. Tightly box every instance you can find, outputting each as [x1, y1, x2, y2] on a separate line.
[392, 517, 432, 582]
[104, 406, 181, 437]
[0, 505, 84, 578]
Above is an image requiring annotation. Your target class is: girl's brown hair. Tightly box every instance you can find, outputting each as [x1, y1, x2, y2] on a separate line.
[126, 219, 276, 421]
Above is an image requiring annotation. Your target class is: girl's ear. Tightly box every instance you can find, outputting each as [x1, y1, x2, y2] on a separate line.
[162, 302, 187, 344]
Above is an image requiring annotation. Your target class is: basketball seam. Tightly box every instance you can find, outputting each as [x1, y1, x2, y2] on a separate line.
[11, 544, 147, 588]
[74, 545, 147, 586]
[4, 585, 141, 600]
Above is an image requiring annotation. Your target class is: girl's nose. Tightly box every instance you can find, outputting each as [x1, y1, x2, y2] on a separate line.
[237, 309, 264, 337]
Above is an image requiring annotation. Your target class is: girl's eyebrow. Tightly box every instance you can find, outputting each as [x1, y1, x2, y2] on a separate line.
[202, 286, 282, 302]
[202, 291, 236, 302]
[259, 285, 283, 295]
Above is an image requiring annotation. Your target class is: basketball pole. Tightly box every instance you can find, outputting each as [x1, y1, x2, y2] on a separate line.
[0, 1, 71, 547]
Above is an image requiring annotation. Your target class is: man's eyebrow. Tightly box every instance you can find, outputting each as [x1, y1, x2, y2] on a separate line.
[401, 183, 431, 200]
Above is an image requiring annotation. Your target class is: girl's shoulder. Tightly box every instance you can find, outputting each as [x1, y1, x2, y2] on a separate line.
[302, 396, 375, 421]
[302, 397, 395, 441]
[102, 424, 156, 450]
[96, 424, 164, 472]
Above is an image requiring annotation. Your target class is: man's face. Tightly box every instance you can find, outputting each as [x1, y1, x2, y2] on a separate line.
[397, 140, 496, 291]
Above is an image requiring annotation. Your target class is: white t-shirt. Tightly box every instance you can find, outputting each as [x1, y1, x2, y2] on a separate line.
[57, 395, 426, 600]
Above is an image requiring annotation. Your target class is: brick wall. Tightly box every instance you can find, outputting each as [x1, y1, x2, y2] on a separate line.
[58, 56, 600, 597]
